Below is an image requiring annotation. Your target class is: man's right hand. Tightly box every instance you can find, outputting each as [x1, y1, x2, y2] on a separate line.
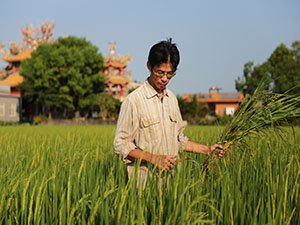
[127, 149, 178, 171]
[151, 155, 177, 171]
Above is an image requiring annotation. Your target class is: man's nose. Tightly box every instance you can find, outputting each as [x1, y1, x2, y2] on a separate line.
[161, 74, 168, 82]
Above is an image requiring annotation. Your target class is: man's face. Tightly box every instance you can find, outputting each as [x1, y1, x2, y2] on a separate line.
[148, 62, 175, 94]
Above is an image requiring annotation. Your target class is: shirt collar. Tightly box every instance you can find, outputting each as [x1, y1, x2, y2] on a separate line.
[144, 77, 169, 99]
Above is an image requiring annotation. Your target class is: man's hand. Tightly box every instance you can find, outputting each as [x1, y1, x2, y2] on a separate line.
[151, 155, 177, 171]
[210, 144, 224, 159]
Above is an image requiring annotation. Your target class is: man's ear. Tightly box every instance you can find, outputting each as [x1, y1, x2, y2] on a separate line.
[147, 61, 151, 71]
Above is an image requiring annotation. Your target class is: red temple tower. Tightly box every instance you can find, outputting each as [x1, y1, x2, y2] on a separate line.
[103, 41, 132, 101]
[0, 49, 32, 96]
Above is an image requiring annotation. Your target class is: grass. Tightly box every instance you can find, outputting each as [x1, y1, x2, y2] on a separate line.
[0, 125, 299, 224]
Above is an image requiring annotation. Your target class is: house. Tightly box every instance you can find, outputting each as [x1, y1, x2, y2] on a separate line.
[182, 87, 244, 118]
[0, 84, 21, 122]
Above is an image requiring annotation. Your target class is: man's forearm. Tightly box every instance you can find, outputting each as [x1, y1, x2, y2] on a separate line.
[127, 148, 178, 171]
[184, 140, 210, 155]
[127, 149, 157, 164]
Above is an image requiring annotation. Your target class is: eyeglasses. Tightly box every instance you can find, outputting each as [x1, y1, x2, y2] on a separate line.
[152, 69, 176, 79]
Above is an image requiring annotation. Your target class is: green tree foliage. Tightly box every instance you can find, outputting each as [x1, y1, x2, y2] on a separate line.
[97, 92, 121, 121]
[235, 61, 272, 95]
[235, 41, 300, 95]
[177, 95, 189, 116]
[177, 95, 208, 124]
[269, 43, 300, 94]
[19, 36, 106, 117]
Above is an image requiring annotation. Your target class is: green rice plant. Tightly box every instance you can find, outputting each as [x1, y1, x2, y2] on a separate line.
[0, 125, 299, 224]
[220, 84, 300, 151]
[202, 83, 300, 174]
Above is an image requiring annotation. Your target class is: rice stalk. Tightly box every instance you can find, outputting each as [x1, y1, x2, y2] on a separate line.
[27, 181, 38, 225]
[203, 83, 300, 174]
[220, 83, 300, 151]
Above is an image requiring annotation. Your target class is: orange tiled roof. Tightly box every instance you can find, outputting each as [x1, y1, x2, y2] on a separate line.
[104, 60, 127, 68]
[2, 49, 33, 62]
[182, 93, 244, 103]
[0, 74, 24, 87]
[108, 76, 129, 84]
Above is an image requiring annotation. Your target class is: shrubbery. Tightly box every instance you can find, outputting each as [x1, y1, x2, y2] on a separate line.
[33, 114, 48, 125]
[0, 121, 19, 126]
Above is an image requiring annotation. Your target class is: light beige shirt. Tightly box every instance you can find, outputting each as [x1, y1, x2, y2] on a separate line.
[114, 79, 189, 186]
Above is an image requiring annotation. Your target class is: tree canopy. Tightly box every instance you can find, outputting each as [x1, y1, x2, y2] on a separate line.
[235, 41, 300, 95]
[19, 36, 106, 117]
[177, 95, 208, 124]
[97, 92, 121, 121]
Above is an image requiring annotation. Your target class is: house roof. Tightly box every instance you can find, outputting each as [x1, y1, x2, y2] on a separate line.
[0, 74, 24, 87]
[182, 93, 244, 104]
[2, 49, 33, 63]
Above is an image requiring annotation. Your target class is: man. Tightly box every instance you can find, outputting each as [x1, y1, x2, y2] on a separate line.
[114, 38, 223, 188]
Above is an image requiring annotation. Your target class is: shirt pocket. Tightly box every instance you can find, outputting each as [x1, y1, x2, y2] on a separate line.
[169, 114, 177, 123]
[141, 115, 161, 144]
[141, 115, 160, 127]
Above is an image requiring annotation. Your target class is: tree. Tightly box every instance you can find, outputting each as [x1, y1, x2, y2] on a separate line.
[269, 43, 300, 95]
[177, 95, 189, 118]
[19, 36, 106, 118]
[235, 61, 272, 95]
[235, 41, 300, 95]
[97, 92, 121, 121]
[177, 95, 208, 124]
[189, 95, 200, 120]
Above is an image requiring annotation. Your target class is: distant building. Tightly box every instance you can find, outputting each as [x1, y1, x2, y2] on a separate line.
[182, 87, 244, 118]
[0, 49, 32, 122]
[0, 84, 21, 122]
[103, 41, 141, 101]
[0, 49, 32, 95]
[0, 20, 55, 121]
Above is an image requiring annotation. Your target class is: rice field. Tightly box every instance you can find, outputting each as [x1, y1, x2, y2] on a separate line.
[0, 125, 299, 224]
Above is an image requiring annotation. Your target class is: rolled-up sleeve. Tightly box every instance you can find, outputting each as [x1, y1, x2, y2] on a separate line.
[178, 126, 189, 153]
[113, 97, 138, 164]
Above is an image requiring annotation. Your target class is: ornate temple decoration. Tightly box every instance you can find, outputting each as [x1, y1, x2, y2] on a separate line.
[21, 20, 55, 50]
[0, 20, 55, 95]
[103, 41, 132, 101]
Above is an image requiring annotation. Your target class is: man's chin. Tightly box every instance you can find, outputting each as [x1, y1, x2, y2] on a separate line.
[160, 84, 167, 89]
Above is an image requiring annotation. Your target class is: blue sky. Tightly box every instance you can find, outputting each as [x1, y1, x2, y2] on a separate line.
[1, 0, 299, 95]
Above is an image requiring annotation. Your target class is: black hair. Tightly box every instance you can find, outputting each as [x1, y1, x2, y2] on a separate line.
[147, 38, 180, 72]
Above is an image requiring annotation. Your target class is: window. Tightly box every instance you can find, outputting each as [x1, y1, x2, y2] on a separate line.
[224, 107, 235, 116]
[0, 104, 4, 117]
[8, 103, 16, 117]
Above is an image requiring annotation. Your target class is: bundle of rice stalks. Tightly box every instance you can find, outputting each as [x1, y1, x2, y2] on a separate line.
[202, 83, 300, 174]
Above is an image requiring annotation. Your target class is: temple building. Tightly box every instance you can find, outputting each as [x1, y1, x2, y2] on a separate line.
[183, 87, 244, 118]
[103, 41, 137, 101]
[0, 20, 55, 121]
[0, 49, 32, 95]
[0, 20, 55, 93]
[0, 49, 33, 122]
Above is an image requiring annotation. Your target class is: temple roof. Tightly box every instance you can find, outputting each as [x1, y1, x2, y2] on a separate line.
[108, 76, 129, 85]
[104, 60, 127, 68]
[0, 74, 24, 87]
[2, 49, 32, 63]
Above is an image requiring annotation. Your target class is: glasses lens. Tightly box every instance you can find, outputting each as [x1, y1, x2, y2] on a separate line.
[154, 70, 174, 79]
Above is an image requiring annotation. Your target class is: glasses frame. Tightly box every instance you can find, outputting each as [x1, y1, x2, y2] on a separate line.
[152, 69, 176, 79]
